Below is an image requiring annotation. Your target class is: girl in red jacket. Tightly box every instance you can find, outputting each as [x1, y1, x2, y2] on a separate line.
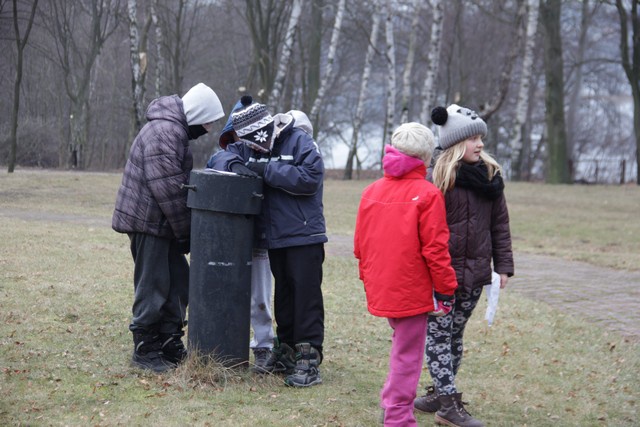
[414, 104, 514, 427]
[354, 123, 458, 426]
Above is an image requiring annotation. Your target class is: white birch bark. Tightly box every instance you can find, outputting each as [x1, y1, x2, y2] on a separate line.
[128, 0, 146, 131]
[512, 0, 539, 179]
[399, 0, 422, 124]
[420, 0, 444, 125]
[150, 0, 164, 98]
[384, 0, 396, 154]
[344, 0, 381, 179]
[310, 0, 346, 126]
[268, 0, 304, 111]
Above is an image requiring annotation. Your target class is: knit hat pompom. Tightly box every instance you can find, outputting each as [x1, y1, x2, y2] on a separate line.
[431, 106, 448, 126]
[432, 103, 487, 150]
[240, 95, 253, 107]
[390, 122, 435, 162]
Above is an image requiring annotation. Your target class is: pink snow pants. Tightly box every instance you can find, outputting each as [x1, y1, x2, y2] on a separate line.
[380, 313, 428, 426]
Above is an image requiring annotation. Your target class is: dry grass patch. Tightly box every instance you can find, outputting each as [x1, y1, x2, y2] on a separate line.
[0, 170, 638, 426]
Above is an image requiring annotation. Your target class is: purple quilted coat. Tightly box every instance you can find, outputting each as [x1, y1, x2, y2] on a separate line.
[112, 95, 193, 240]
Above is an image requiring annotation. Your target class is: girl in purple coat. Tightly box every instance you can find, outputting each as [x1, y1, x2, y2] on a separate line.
[414, 104, 514, 427]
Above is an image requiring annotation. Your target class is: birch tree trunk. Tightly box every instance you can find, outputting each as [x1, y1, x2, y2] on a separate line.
[383, 0, 396, 161]
[511, 0, 539, 181]
[150, 0, 164, 98]
[615, 0, 640, 185]
[420, 0, 444, 125]
[343, 0, 381, 180]
[399, 0, 421, 124]
[127, 0, 147, 133]
[8, 0, 39, 173]
[309, 0, 346, 132]
[268, 0, 304, 111]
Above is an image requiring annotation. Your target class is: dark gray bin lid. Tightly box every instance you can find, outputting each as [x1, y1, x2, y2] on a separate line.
[186, 169, 263, 215]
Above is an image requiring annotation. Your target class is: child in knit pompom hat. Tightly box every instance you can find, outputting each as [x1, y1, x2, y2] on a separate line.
[354, 122, 458, 426]
[413, 104, 513, 427]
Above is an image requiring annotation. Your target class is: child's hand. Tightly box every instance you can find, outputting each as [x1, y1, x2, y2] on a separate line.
[428, 294, 454, 317]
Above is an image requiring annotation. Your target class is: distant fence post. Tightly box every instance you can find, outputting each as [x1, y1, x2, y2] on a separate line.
[620, 159, 626, 185]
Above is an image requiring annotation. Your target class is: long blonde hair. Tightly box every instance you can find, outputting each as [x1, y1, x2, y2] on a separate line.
[432, 140, 502, 194]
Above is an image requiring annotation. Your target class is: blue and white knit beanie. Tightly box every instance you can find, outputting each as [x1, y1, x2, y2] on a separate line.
[431, 104, 487, 150]
[231, 96, 274, 153]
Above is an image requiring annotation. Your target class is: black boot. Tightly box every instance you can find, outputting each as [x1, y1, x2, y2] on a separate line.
[435, 393, 484, 427]
[284, 343, 322, 387]
[256, 337, 296, 375]
[131, 331, 175, 373]
[160, 331, 187, 365]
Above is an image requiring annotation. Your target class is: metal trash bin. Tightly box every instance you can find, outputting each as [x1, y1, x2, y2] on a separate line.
[185, 169, 263, 367]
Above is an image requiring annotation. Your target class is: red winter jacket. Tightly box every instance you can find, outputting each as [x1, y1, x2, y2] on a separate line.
[354, 147, 457, 318]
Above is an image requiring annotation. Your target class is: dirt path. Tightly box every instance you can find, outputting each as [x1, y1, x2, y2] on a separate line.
[3, 209, 639, 342]
[326, 234, 640, 342]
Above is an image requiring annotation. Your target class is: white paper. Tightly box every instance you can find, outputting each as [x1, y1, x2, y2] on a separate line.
[484, 272, 501, 326]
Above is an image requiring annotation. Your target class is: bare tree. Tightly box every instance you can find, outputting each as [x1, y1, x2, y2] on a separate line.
[303, 0, 323, 112]
[383, 0, 396, 159]
[399, 0, 421, 124]
[511, 0, 539, 181]
[419, 0, 444, 125]
[309, 0, 346, 130]
[149, 0, 164, 98]
[244, 0, 290, 101]
[45, 0, 121, 169]
[344, 0, 381, 180]
[269, 0, 304, 111]
[127, 0, 151, 133]
[478, 0, 527, 122]
[566, 0, 596, 181]
[161, 0, 200, 95]
[7, 0, 38, 173]
[541, 0, 569, 183]
[615, 0, 640, 185]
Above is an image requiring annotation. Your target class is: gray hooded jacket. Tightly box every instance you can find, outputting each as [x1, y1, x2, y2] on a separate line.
[112, 95, 193, 240]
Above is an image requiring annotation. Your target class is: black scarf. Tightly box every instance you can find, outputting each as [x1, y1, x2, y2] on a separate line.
[188, 124, 208, 140]
[456, 161, 504, 200]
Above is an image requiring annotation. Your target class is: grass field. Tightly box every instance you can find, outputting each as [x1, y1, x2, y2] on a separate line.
[0, 169, 638, 426]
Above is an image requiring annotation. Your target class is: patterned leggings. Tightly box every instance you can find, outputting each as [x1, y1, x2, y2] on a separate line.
[425, 287, 483, 395]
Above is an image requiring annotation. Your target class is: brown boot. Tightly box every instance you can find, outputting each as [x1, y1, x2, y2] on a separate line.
[414, 385, 440, 413]
[435, 393, 484, 427]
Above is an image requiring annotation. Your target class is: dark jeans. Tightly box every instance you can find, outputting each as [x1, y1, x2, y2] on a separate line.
[269, 243, 325, 356]
[128, 233, 189, 335]
[425, 286, 483, 395]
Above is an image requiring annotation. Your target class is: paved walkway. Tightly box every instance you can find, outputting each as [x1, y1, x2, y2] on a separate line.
[326, 235, 640, 342]
[508, 252, 640, 341]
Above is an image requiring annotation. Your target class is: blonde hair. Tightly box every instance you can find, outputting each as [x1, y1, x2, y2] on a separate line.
[432, 140, 502, 194]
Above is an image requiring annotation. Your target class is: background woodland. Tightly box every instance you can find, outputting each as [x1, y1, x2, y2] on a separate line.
[1, 0, 639, 184]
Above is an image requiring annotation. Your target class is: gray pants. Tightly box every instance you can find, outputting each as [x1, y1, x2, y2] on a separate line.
[128, 233, 189, 335]
[250, 248, 275, 349]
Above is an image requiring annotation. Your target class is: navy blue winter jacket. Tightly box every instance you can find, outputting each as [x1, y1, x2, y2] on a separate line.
[207, 114, 327, 250]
